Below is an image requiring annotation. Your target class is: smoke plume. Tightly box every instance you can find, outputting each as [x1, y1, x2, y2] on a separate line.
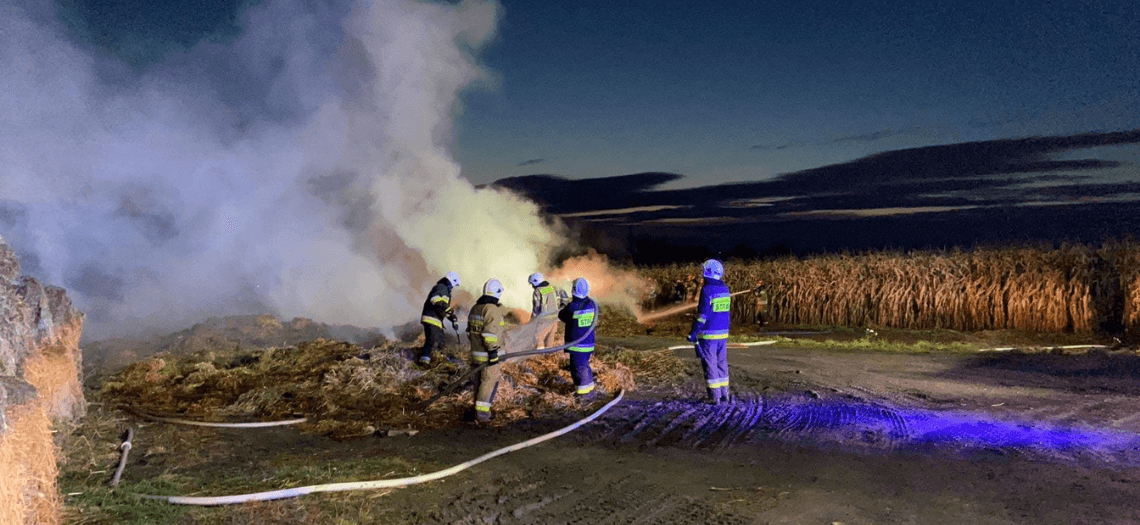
[1, 0, 571, 339]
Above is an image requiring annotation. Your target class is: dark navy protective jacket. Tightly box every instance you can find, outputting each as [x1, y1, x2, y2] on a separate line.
[559, 296, 598, 352]
[690, 278, 731, 340]
[420, 278, 453, 328]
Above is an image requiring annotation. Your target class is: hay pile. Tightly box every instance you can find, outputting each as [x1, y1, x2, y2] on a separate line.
[99, 338, 676, 438]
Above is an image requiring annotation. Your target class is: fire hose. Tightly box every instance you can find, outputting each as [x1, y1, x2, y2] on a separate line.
[139, 389, 624, 505]
[638, 287, 763, 323]
[109, 427, 134, 488]
[120, 406, 308, 428]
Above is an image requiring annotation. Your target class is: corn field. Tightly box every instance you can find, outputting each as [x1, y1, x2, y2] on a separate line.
[640, 241, 1140, 336]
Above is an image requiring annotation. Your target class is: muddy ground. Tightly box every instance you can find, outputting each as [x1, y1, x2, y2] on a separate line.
[73, 330, 1140, 525]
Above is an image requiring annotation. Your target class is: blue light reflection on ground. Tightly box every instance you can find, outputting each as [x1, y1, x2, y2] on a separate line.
[601, 396, 1140, 466]
[894, 406, 1140, 463]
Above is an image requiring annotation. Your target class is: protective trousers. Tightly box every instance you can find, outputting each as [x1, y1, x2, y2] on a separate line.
[473, 361, 501, 417]
[695, 339, 729, 401]
[418, 322, 445, 365]
[535, 318, 560, 349]
[568, 351, 595, 396]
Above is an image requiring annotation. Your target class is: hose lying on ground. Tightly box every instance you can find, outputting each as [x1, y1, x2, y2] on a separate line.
[121, 405, 307, 428]
[109, 427, 134, 488]
[139, 389, 625, 506]
[666, 340, 779, 351]
[976, 344, 1109, 353]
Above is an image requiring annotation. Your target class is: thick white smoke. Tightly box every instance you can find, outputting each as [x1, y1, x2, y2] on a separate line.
[0, 0, 564, 339]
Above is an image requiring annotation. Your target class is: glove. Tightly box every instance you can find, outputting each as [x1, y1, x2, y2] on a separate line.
[687, 333, 698, 343]
[446, 309, 458, 323]
[487, 347, 500, 364]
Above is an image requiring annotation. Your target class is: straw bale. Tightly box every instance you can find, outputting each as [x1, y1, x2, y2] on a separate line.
[0, 402, 60, 525]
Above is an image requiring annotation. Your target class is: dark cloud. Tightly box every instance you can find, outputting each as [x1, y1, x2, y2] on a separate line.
[517, 158, 545, 166]
[751, 128, 903, 151]
[501, 130, 1140, 215]
[495, 130, 1140, 258]
[750, 141, 804, 151]
[833, 129, 902, 143]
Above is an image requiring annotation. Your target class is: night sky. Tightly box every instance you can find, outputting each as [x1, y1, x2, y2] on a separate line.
[58, 0, 1140, 190]
[455, 0, 1139, 189]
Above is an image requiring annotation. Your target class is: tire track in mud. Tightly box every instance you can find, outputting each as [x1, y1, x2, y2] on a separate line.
[432, 472, 752, 525]
[578, 390, 1140, 466]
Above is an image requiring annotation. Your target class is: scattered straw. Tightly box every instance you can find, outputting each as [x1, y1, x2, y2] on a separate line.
[99, 337, 681, 438]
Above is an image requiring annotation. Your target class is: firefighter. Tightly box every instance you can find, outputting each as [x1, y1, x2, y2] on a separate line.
[754, 279, 770, 326]
[529, 272, 567, 349]
[558, 278, 598, 401]
[467, 278, 509, 422]
[688, 259, 732, 404]
[683, 274, 700, 303]
[417, 271, 460, 367]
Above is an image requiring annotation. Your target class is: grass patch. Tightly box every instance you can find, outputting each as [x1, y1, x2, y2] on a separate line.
[58, 404, 435, 525]
[61, 477, 190, 525]
[732, 334, 978, 354]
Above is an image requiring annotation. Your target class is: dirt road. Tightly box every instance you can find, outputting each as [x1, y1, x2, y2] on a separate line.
[280, 341, 1140, 525]
[108, 340, 1140, 524]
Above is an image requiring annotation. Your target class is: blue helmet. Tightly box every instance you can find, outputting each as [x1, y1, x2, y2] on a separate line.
[702, 259, 724, 280]
[483, 278, 503, 299]
[572, 277, 590, 298]
[445, 271, 461, 288]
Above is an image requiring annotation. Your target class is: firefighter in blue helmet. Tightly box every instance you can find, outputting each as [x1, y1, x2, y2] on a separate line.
[468, 278, 509, 422]
[689, 259, 732, 404]
[417, 271, 460, 367]
[558, 278, 598, 401]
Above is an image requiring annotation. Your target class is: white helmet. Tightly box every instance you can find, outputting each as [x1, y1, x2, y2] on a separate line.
[483, 278, 504, 299]
[445, 271, 460, 288]
[528, 272, 544, 287]
[572, 277, 589, 298]
[702, 259, 724, 280]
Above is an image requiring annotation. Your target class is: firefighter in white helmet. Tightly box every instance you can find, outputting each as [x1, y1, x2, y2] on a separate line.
[529, 272, 567, 349]
[467, 278, 509, 422]
[417, 271, 460, 367]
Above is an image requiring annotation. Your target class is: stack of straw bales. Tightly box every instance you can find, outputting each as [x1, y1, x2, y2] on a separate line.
[0, 236, 86, 525]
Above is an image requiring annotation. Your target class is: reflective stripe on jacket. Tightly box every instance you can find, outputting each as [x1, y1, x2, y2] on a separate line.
[691, 278, 731, 340]
[467, 295, 507, 363]
[420, 278, 453, 325]
[532, 281, 563, 318]
[559, 296, 597, 352]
